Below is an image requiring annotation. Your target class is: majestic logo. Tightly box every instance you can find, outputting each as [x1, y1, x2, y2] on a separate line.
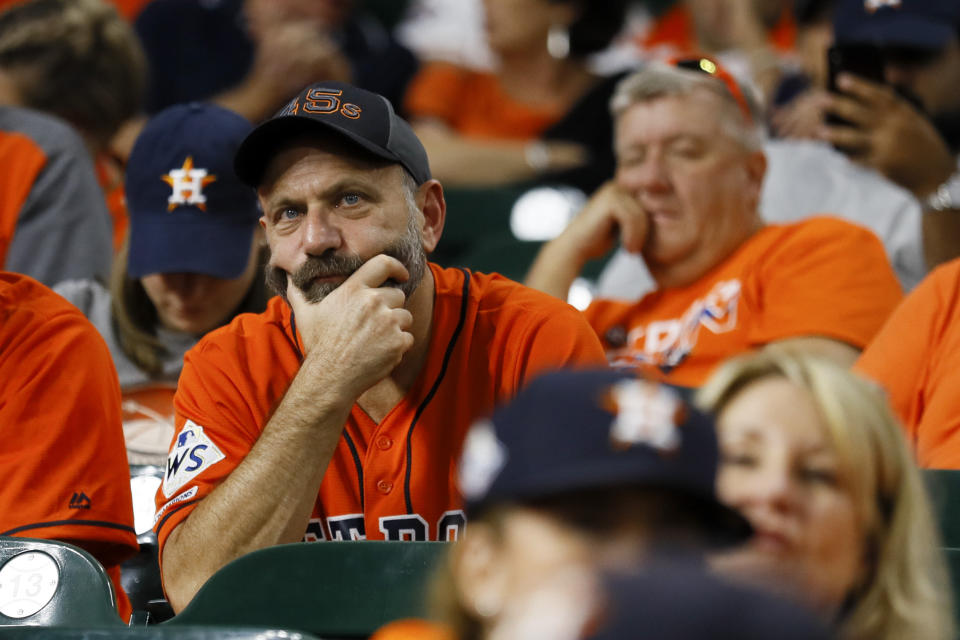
[162, 156, 216, 211]
[864, 0, 900, 11]
[163, 421, 225, 498]
[608, 279, 741, 372]
[68, 492, 91, 509]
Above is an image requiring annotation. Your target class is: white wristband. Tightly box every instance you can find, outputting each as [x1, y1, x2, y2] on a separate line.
[927, 171, 960, 211]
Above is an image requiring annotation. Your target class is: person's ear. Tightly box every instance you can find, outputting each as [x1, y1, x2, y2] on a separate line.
[417, 179, 446, 254]
[450, 522, 507, 621]
[745, 149, 767, 191]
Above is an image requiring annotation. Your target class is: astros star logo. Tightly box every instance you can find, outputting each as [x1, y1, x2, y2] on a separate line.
[162, 156, 216, 211]
[864, 0, 901, 11]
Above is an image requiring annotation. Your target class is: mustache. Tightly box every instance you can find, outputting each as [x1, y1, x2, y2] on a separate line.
[290, 252, 364, 291]
[265, 243, 422, 302]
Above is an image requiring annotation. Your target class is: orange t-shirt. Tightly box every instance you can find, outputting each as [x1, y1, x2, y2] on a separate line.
[0, 131, 47, 268]
[639, 3, 796, 54]
[0, 272, 138, 621]
[856, 258, 960, 468]
[154, 265, 606, 553]
[403, 63, 561, 139]
[584, 217, 903, 387]
[371, 619, 456, 640]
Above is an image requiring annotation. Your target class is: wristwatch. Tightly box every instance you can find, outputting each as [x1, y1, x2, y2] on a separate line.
[927, 170, 960, 211]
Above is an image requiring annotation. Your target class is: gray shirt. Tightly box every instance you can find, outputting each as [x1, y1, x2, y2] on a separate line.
[2, 107, 113, 286]
[53, 279, 194, 389]
[54, 279, 195, 471]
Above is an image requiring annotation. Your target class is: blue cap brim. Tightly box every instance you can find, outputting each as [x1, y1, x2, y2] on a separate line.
[127, 213, 257, 280]
[837, 14, 954, 49]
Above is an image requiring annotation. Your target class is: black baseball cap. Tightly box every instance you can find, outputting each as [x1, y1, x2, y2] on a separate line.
[234, 81, 431, 188]
[458, 369, 752, 548]
[834, 0, 960, 50]
[588, 562, 831, 640]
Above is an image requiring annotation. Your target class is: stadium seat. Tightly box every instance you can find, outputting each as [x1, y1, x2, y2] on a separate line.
[0, 626, 322, 639]
[165, 541, 447, 638]
[0, 536, 123, 627]
[432, 185, 527, 270]
[925, 469, 960, 549]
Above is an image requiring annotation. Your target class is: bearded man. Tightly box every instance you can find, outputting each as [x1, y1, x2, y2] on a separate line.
[154, 82, 607, 610]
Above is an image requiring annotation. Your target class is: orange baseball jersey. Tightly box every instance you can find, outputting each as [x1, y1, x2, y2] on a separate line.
[154, 264, 606, 551]
[404, 63, 561, 139]
[584, 217, 903, 388]
[0, 272, 138, 620]
[856, 258, 960, 468]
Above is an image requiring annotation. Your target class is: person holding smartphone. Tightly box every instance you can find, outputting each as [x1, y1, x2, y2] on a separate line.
[821, 0, 960, 270]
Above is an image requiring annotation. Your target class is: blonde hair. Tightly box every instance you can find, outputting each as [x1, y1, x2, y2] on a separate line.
[697, 347, 954, 640]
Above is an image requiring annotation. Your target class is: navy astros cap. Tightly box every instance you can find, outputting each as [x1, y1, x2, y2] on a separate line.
[588, 562, 831, 640]
[458, 368, 752, 547]
[233, 81, 432, 188]
[126, 103, 260, 280]
[834, 0, 960, 50]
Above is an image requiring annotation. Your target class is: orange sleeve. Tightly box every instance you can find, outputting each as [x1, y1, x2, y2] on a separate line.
[370, 619, 457, 640]
[749, 218, 903, 349]
[511, 303, 609, 389]
[0, 273, 137, 619]
[856, 260, 960, 468]
[0, 131, 47, 267]
[404, 63, 470, 124]
[153, 338, 264, 554]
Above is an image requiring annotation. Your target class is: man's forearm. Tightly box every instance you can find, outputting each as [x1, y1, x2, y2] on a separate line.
[161, 361, 355, 611]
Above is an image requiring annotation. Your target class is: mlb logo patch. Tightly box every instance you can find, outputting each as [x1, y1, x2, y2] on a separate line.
[163, 420, 225, 498]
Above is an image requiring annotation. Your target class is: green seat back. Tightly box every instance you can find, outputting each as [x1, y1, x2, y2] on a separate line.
[0, 536, 123, 627]
[166, 541, 447, 638]
[925, 469, 960, 548]
[942, 548, 960, 630]
[433, 185, 527, 270]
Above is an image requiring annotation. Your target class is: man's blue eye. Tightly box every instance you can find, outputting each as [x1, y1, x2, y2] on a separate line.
[342, 193, 361, 206]
[281, 208, 300, 220]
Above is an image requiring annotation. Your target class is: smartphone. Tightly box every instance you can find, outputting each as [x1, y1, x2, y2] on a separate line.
[825, 44, 885, 127]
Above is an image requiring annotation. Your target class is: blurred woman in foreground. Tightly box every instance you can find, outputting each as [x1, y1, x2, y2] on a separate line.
[699, 347, 953, 640]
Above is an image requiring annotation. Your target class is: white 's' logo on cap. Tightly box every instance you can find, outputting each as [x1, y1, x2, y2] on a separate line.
[603, 380, 685, 452]
[162, 156, 216, 211]
[864, 0, 901, 12]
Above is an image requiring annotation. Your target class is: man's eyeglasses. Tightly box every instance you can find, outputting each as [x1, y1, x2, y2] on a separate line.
[671, 57, 753, 124]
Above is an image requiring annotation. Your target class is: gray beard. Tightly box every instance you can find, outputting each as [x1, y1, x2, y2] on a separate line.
[265, 215, 427, 304]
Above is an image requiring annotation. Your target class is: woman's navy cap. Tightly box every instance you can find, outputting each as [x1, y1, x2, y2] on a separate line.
[459, 368, 752, 547]
[126, 102, 260, 280]
[233, 81, 432, 188]
[834, 0, 960, 50]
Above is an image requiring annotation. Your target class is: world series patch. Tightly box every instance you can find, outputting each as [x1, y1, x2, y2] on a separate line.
[163, 421, 225, 498]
